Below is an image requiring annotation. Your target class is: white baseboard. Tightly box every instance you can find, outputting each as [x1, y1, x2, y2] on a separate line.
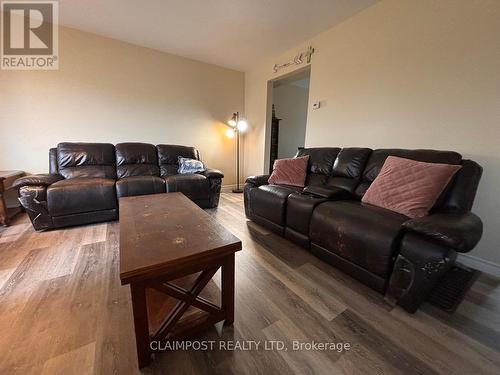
[457, 253, 500, 277]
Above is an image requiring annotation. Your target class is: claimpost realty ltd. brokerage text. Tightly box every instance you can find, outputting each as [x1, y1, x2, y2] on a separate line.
[151, 340, 352, 352]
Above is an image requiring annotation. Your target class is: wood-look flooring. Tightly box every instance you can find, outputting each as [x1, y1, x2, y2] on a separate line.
[0, 193, 499, 374]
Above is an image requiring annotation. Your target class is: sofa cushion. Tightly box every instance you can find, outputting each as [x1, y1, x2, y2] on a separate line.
[286, 192, 327, 236]
[115, 143, 159, 178]
[362, 156, 461, 218]
[310, 201, 408, 278]
[249, 184, 302, 226]
[157, 144, 200, 177]
[57, 143, 116, 179]
[47, 178, 117, 216]
[178, 156, 205, 174]
[268, 156, 309, 187]
[164, 173, 209, 200]
[116, 176, 165, 198]
[355, 149, 462, 198]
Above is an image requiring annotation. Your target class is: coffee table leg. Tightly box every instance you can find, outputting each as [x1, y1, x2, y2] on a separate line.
[222, 253, 235, 326]
[130, 283, 152, 368]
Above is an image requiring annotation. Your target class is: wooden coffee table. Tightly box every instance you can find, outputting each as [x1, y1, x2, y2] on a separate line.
[119, 192, 242, 368]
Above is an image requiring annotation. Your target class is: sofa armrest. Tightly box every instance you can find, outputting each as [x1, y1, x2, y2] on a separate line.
[17, 185, 53, 230]
[243, 174, 270, 218]
[13, 173, 63, 189]
[245, 174, 270, 187]
[387, 233, 456, 313]
[303, 185, 352, 200]
[202, 169, 224, 179]
[402, 212, 482, 252]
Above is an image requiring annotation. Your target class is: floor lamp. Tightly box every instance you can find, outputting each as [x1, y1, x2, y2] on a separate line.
[226, 112, 247, 193]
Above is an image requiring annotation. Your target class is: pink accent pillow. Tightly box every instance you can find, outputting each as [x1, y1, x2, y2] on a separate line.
[361, 156, 461, 218]
[268, 156, 309, 187]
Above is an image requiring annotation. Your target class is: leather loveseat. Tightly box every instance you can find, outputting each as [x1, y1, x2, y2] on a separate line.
[244, 147, 483, 312]
[14, 142, 224, 231]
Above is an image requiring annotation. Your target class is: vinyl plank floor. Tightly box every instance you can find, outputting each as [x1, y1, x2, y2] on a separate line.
[0, 193, 499, 374]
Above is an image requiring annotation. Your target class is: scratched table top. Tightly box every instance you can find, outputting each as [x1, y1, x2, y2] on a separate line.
[119, 192, 241, 284]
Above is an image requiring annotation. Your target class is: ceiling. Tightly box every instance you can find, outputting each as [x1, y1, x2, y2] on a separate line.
[59, 0, 378, 72]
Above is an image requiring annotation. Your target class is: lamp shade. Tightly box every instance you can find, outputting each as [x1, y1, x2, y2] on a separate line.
[236, 119, 248, 132]
[228, 112, 238, 127]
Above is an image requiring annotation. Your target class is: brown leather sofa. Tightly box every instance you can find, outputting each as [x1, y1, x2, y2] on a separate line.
[14, 142, 224, 231]
[244, 147, 483, 312]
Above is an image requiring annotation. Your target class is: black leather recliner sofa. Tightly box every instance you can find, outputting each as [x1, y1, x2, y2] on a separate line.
[14, 142, 224, 231]
[244, 147, 483, 312]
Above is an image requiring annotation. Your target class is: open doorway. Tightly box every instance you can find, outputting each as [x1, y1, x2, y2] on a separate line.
[266, 66, 310, 173]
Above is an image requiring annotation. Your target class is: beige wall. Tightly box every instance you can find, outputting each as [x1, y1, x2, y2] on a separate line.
[244, 0, 500, 265]
[273, 82, 309, 159]
[0, 25, 244, 185]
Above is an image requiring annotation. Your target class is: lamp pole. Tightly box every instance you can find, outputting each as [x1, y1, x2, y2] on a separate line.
[232, 112, 243, 193]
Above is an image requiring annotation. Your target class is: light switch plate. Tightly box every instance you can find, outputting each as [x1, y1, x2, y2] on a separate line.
[312, 101, 320, 110]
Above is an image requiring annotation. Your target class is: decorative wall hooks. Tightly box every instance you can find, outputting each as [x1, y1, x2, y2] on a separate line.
[272, 46, 315, 73]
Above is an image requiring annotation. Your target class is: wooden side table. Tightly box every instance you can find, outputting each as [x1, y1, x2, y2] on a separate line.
[0, 170, 25, 226]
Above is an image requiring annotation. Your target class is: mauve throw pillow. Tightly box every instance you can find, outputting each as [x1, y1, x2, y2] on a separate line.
[268, 156, 309, 187]
[361, 156, 461, 218]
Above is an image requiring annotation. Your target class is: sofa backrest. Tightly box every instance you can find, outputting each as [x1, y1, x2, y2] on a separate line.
[296, 147, 371, 192]
[296, 147, 341, 185]
[115, 143, 159, 179]
[56, 142, 117, 179]
[294, 146, 481, 213]
[438, 159, 483, 213]
[49, 147, 58, 174]
[327, 147, 372, 192]
[156, 144, 200, 177]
